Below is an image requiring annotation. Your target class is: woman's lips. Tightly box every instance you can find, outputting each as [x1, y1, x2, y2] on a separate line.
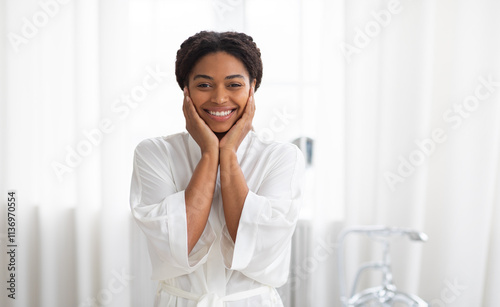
[204, 109, 236, 122]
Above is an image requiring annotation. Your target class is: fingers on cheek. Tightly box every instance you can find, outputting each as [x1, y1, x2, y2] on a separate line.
[186, 103, 195, 115]
[249, 103, 255, 116]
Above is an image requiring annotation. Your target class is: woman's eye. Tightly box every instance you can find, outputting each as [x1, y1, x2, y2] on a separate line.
[228, 83, 242, 88]
[197, 83, 211, 88]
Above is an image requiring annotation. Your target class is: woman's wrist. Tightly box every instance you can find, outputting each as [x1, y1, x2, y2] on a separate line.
[201, 148, 220, 162]
[219, 147, 237, 160]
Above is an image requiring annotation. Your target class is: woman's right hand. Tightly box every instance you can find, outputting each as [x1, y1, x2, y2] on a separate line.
[182, 87, 219, 156]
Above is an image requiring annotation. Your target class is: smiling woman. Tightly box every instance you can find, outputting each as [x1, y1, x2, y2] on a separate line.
[129, 31, 305, 307]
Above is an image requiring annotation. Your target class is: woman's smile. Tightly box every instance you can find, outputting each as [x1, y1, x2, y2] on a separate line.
[204, 108, 237, 121]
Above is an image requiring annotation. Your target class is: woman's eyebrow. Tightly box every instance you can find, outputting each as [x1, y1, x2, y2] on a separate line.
[193, 74, 213, 80]
[192, 74, 246, 80]
[225, 74, 245, 80]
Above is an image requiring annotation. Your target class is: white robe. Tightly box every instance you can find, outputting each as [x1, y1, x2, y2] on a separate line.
[129, 131, 305, 306]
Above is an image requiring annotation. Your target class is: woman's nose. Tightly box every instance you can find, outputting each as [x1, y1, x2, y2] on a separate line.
[211, 86, 228, 104]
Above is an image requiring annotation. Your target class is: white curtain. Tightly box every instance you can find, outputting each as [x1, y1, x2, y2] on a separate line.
[339, 1, 500, 306]
[1, 0, 499, 306]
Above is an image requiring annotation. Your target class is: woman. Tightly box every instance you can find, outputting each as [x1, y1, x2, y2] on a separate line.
[130, 31, 305, 306]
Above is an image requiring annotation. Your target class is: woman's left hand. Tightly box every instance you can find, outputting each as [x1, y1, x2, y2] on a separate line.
[219, 87, 255, 155]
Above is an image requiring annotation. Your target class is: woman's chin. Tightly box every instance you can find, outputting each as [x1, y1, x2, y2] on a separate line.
[212, 127, 228, 132]
[210, 124, 232, 134]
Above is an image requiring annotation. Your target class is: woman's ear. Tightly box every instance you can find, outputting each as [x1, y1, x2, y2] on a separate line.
[251, 79, 256, 92]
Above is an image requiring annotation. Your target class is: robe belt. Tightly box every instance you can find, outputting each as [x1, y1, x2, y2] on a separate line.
[158, 281, 273, 307]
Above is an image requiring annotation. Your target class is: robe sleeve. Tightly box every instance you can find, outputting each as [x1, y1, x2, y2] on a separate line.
[220, 143, 305, 287]
[129, 138, 216, 280]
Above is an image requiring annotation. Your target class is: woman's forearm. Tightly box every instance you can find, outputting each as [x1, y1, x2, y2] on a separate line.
[185, 151, 219, 254]
[220, 149, 249, 242]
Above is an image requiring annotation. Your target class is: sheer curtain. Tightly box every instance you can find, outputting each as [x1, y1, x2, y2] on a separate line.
[340, 1, 500, 306]
[0, 0, 499, 306]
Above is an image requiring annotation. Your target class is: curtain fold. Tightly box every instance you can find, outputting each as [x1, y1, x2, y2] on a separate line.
[1, 0, 499, 306]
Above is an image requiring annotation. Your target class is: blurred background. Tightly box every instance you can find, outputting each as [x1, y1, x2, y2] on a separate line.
[1, 0, 499, 306]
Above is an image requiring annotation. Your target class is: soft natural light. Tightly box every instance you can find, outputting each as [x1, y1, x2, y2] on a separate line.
[1, 0, 499, 306]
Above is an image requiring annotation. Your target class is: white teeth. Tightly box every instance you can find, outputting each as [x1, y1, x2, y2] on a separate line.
[208, 110, 232, 117]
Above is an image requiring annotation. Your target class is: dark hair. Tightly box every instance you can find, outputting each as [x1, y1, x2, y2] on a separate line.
[175, 31, 263, 91]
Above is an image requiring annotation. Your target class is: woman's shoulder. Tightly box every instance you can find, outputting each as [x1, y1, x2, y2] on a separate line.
[134, 132, 189, 156]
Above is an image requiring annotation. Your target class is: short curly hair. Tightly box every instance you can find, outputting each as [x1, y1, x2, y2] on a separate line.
[175, 31, 263, 91]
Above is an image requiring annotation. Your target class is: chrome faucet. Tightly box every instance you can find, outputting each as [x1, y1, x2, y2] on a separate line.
[337, 226, 429, 306]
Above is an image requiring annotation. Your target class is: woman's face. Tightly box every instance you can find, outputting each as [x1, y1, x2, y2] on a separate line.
[187, 51, 256, 134]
